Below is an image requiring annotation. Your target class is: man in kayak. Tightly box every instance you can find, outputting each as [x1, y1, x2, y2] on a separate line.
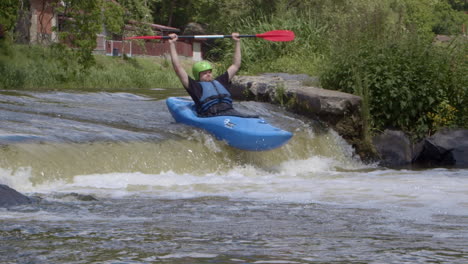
[168, 32, 252, 117]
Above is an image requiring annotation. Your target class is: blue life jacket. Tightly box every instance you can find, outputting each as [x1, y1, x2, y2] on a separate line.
[198, 80, 233, 114]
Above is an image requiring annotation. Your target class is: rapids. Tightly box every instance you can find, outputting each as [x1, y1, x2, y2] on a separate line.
[1, 90, 467, 263]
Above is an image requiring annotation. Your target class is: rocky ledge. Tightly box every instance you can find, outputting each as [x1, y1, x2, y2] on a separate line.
[231, 73, 375, 160]
[231, 73, 467, 168]
[373, 129, 468, 168]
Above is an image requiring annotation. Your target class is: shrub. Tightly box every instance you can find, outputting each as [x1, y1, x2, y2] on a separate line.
[320, 32, 467, 139]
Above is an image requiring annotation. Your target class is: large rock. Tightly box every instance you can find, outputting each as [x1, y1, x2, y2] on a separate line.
[413, 129, 468, 168]
[372, 130, 413, 167]
[231, 74, 376, 160]
[0, 184, 32, 208]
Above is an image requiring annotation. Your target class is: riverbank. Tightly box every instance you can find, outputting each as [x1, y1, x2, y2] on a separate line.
[0, 44, 184, 91]
[230, 74, 468, 168]
[1, 43, 466, 165]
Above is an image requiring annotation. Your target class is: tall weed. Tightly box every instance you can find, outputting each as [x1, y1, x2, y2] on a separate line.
[210, 7, 330, 76]
[320, 32, 467, 139]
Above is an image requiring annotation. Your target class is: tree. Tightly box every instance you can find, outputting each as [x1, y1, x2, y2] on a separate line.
[448, 0, 468, 11]
[102, 0, 125, 35]
[0, 0, 20, 41]
[56, 1, 105, 69]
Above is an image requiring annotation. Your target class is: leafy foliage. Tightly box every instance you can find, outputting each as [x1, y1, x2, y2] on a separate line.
[319, 4, 467, 138]
[0, 0, 20, 41]
[395, 0, 468, 35]
[56, 0, 107, 69]
[119, 0, 155, 35]
[102, 0, 125, 35]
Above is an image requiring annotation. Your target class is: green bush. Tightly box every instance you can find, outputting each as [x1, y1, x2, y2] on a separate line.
[320, 33, 467, 139]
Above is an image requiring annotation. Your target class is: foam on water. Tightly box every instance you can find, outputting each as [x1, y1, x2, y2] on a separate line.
[4, 155, 466, 220]
[2, 91, 467, 263]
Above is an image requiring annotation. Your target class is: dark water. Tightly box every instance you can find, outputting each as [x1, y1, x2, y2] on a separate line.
[2, 197, 466, 264]
[1, 90, 467, 263]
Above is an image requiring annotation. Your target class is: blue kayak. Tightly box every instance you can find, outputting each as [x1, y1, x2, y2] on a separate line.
[166, 97, 293, 151]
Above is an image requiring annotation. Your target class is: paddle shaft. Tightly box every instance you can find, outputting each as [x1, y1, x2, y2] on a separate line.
[124, 30, 295, 42]
[161, 35, 256, 39]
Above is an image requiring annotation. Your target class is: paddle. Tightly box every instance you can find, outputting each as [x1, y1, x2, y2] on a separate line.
[124, 30, 295, 42]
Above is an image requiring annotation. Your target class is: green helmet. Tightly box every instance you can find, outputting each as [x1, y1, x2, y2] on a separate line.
[192, 61, 213, 80]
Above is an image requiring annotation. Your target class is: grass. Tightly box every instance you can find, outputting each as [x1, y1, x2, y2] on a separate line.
[0, 44, 188, 91]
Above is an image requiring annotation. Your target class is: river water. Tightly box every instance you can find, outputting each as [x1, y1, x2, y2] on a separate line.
[0, 89, 467, 263]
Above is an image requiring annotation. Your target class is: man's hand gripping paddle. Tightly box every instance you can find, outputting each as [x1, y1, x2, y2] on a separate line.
[124, 30, 295, 42]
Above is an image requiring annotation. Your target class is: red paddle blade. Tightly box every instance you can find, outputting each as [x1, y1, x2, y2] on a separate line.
[255, 30, 295, 42]
[124, 35, 163, 40]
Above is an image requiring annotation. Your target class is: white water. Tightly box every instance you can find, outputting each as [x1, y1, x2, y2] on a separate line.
[2, 152, 467, 222]
[1, 90, 467, 263]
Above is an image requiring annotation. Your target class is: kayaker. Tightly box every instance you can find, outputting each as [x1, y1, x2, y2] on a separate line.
[168, 32, 251, 117]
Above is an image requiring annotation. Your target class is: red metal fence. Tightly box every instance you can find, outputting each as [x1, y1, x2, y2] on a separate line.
[95, 35, 193, 58]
